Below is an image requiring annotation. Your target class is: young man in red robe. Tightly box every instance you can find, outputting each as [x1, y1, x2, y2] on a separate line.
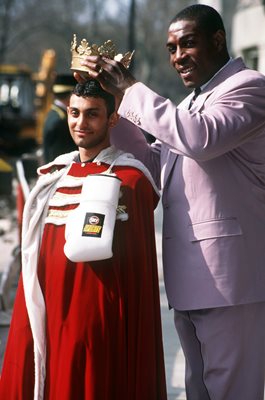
[0, 79, 167, 400]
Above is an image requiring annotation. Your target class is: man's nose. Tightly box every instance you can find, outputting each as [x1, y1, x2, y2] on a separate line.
[77, 114, 87, 128]
[173, 47, 186, 62]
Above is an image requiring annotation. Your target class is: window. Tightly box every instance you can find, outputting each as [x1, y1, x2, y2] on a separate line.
[243, 47, 259, 70]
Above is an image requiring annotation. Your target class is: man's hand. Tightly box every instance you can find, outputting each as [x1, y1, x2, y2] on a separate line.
[73, 55, 137, 106]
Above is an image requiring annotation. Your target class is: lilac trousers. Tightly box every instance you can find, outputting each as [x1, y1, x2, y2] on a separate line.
[174, 302, 265, 400]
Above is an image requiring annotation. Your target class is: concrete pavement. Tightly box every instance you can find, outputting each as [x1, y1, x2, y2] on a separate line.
[0, 198, 20, 371]
[155, 204, 186, 400]
[160, 281, 186, 399]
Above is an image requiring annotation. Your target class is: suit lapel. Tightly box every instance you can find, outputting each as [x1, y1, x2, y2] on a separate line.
[161, 147, 178, 188]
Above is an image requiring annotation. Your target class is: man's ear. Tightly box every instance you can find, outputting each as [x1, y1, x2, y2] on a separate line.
[109, 111, 120, 128]
[212, 29, 226, 51]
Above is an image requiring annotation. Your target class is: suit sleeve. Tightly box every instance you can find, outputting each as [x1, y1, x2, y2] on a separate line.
[118, 76, 265, 161]
[110, 117, 162, 188]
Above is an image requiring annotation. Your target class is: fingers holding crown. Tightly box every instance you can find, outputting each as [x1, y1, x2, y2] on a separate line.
[71, 36, 134, 85]
[78, 55, 124, 80]
[78, 55, 105, 78]
[73, 54, 137, 100]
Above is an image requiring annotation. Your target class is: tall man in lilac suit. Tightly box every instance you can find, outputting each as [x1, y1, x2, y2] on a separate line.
[77, 4, 265, 400]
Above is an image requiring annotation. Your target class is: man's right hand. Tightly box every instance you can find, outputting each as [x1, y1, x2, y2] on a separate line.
[74, 55, 137, 107]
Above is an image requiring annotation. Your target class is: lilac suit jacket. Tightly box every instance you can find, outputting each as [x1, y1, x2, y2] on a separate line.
[111, 57, 265, 310]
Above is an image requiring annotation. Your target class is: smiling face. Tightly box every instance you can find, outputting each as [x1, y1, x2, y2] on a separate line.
[67, 94, 118, 161]
[166, 19, 228, 89]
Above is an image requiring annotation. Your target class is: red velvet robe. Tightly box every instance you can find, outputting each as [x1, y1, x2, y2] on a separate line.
[0, 161, 167, 400]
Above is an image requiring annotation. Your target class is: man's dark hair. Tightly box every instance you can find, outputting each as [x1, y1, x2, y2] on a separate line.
[170, 4, 226, 35]
[72, 79, 115, 116]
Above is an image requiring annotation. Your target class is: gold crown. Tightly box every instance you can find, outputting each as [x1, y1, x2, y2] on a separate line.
[70, 34, 134, 76]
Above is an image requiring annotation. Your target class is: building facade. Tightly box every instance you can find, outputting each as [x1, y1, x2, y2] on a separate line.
[231, 0, 265, 73]
[198, 0, 265, 74]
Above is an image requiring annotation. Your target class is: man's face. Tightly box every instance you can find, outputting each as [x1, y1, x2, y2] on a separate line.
[166, 19, 224, 89]
[67, 94, 116, 154]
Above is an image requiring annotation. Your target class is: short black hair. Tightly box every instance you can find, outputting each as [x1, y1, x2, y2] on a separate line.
[72, 79, 115, 116]
[170, 4, 226, 35]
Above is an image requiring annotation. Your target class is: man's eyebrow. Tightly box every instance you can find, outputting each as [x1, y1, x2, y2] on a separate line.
[69, 106, 99, 111]
[166, 33, 196, 47]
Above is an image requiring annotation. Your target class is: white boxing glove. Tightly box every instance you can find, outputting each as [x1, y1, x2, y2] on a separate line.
[64, 173, 122, 262]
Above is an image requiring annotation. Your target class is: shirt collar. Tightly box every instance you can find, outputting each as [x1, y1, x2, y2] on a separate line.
[199, 57, 233, 92]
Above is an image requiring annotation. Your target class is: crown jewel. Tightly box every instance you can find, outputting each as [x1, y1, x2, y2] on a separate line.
[70, 34, 134, 76]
